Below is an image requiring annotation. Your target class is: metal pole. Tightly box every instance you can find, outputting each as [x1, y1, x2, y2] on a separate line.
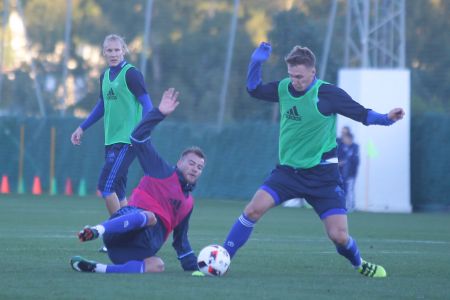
[344, 0, 351, 67]
[217, 0, 239, 131]
[361, 0, 370, 67]
[16, 0, 46, 117]
[0, 0, 9, 101]
[140, 0, 154, 78]
[61, 0, 72, 116]
[398, 0, 405, 68]
[319, 0, 338, 79]
[373, 0, 379, 67]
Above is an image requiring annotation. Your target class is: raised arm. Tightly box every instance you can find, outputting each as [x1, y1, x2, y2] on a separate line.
[247, 42, 272, 91]
[130, 88, 180, 176]
[247, 42, 279, 102]
[131, 88, 179, 141]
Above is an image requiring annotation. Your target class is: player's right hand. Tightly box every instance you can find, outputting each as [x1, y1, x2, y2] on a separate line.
[251, 41, 272, 63]
[71, 127, 84, 145]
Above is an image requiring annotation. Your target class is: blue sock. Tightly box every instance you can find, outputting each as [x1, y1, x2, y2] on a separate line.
[336, 236, 361, 267]
[106, 261, 145, 273]
[223, 213, 256, 259]
[102, 212, 148, 234]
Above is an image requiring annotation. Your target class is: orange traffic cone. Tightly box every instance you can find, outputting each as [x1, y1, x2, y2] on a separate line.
[65, 178, 73, 196]
[32, 176, 42, 195]
[1, 175, 10, 194]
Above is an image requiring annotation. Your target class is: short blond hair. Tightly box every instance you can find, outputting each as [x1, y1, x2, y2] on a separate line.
[180, 146, 206, 163]
[103, 34, 129, 55]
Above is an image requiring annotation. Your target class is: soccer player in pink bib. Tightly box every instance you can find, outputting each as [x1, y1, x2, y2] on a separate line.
[70, 88, 206, 274]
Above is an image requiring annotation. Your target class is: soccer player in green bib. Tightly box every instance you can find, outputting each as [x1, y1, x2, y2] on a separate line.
[223, 42, 405, 278]
[71, 35, 153, 250]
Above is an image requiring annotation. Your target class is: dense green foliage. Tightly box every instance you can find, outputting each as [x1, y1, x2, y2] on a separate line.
[1, 0, 449, 119]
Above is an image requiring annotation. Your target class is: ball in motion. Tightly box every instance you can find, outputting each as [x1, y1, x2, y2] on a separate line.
[197, 245, 231, 277]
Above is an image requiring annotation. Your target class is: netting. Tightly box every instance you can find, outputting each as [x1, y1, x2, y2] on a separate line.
[0, 117, 278, 200]
[1, 114, 449, 210]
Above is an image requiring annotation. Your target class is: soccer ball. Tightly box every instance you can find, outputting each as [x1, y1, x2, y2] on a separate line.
[197, 245, 231, 277]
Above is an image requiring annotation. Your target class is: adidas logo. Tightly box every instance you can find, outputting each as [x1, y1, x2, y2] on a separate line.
[106, 88, 117, 100]
[285, 106, 301, 121]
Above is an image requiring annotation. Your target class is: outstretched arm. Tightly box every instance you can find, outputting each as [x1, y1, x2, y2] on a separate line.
[246, 42, 279, 102]
[130, 88, 180, 176]
[131, 88, 180, 141]
[247, 42, 272, 91]
[319, 84, 405, 126]
[366, 108, 405, 126]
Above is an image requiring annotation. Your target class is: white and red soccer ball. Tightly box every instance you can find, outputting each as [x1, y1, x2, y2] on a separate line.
[197, 245, 231, 277]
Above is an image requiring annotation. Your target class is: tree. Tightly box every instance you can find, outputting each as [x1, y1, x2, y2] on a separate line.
[406, 0, 450, 113]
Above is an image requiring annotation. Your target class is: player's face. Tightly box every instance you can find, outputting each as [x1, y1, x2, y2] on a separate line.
[287, 64, 316, 92]
[177, 153, 205, 185]
[341, 127, 350, 136]
[103, 40, 125, 67]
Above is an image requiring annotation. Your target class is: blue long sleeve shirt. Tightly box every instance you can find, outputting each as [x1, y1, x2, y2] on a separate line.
[246, 60, 396, 160]
[130, 107, 196, 261]
[80, 61, 153, 131]
[247, 60, 395, 126]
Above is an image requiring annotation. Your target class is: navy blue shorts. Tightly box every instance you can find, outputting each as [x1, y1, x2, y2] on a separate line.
[261, 164, 346, 219]
[103, 206, 167, 264]
[97, 143, 136, 201]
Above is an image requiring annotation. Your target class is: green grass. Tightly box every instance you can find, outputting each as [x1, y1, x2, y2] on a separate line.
[1, 195, 449, 300]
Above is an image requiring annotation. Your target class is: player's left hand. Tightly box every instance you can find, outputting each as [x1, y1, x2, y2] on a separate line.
[158, 88, 180, 116]
[387, 108, 405, 121]
[180, 253, 198, 271]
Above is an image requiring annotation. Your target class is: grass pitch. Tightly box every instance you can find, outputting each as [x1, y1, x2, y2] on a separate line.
[0, 194, 449, 300]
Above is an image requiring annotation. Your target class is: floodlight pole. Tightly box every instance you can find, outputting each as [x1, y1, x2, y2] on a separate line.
[16, 0, 46, 117]
[61, 0, 72, 116]
[0, 0, 9, 102]
[217, 0, 239, 131]
[140, 0, 154, 79]
[319, 0, 338, 80]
